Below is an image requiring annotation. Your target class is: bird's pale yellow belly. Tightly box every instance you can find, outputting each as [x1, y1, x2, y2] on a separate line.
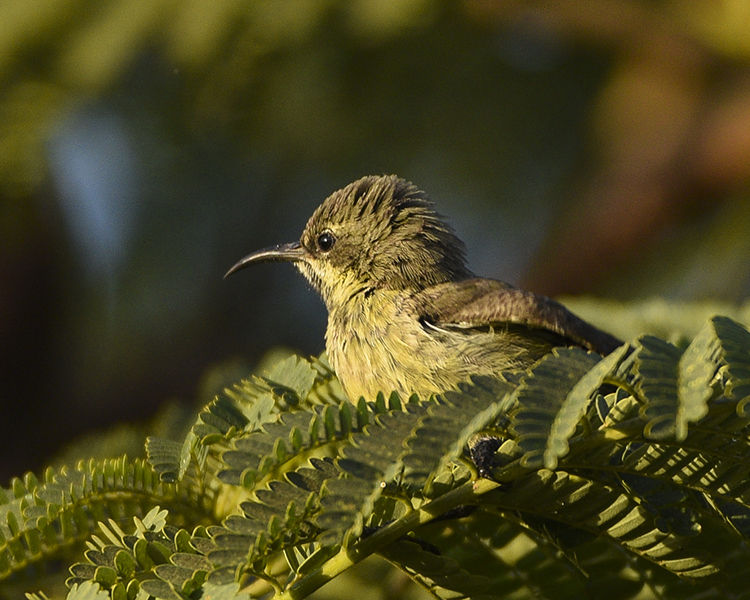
[325, 290, 544, 401]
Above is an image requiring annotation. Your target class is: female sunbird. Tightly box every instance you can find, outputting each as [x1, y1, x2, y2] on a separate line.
[226, 175, 621, 401]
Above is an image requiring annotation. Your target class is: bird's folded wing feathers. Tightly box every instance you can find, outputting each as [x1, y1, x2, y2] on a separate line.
[420, 278, 622, 355]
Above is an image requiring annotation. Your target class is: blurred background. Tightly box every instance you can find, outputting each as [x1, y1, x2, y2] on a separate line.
[1, 0, 750, 483]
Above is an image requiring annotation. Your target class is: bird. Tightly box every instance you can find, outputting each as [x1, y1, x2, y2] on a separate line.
[226, 175, 621, 402]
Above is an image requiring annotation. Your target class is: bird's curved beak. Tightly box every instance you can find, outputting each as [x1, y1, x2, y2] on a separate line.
[224, 241, 308, 278]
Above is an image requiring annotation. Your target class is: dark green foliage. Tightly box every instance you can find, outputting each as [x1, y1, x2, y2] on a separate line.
[510, 347, 604, 469]
[6, 317, 750, 599]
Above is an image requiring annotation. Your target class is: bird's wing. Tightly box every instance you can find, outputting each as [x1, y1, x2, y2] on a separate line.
[419, 278, 622, 355]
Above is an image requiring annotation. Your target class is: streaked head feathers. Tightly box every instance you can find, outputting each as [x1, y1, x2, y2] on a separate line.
[300, 175, 471, 292]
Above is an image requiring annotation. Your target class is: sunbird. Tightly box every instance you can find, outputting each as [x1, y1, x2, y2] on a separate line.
[226, 175, 621, 401]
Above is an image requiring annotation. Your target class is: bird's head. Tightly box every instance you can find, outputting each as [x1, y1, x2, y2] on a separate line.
[225, 175, 471, 308]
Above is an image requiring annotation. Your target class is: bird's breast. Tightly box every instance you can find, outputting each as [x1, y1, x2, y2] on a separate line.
[324, 290, 557, 401]
[323, 291, 493, 400]
[325, 291, 425, 401]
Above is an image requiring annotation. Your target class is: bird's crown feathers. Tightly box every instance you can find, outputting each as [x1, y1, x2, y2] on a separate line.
[301, 175, 470, 290]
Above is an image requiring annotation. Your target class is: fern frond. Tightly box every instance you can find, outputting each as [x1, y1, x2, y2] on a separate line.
[317, 402, 430, 546]
[401, 375, 514, 487]
[0, 457, 207, 585]
[10, 314, 750, 600]
[146, 354, 348, 486]
[66, 507, 213, 599]
[209, 458, 337, 576]
[510, 348, 604, 470]
[484, 468, 719, 580]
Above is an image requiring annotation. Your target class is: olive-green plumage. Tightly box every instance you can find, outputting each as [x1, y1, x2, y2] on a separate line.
[226, 175, 621, 401]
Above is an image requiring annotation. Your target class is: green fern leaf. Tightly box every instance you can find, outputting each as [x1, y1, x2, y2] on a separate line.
[401, 375, 514, 487]
[285, 543, 338, 576]
[138, 579, 183, 600]
[316, 404, 428, 545]
[414, 508, 591, 600]
[199, 581, 252, 600]
[206, 458, 335, 577]
[260, 354, 318, 405]
[306, 354, 349, 405]
[380, 538, 496, 598]
[10, 314, 750, 600]
[511, 348, 602, 469]
[64, 581, 110, 600]
[158, 355, 339, 487]
[0, 457, 194, 585]
[546, 344, 630, 469]
[145, 438, 184, 484]
[635, 335, 683, 440]
[219, 405, 348, 489]
[676, 319, 723, 435]
[484, 466, 720, 581]
[711, 316, 750, 409]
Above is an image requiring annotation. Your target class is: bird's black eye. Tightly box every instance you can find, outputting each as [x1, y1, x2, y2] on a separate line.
[317, 231, 336, 253]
